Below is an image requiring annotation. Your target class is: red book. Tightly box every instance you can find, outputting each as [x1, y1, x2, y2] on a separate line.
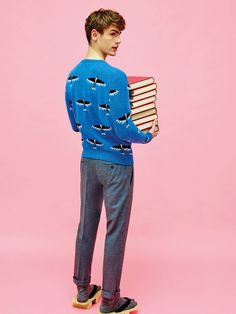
[136, 120, 159, 132]
[132, 108, 157, 121]
[131, 102, 156, 115]
[128, 76, 155, 89]
[128, 75, 159, 133]
[130, 96, 156, 109]
[128, 76, 157, 97]
[133, 113, 158, 127]
[129, 83, 156, 96]
[130, 89, 157, 102]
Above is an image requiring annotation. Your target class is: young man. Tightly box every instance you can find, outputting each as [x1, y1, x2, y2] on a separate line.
[64, 8, 159, 314]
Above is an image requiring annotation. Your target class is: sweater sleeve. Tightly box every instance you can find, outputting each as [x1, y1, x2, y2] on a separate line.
[108, 71, 153, 144]
[64, 77, 79, 132]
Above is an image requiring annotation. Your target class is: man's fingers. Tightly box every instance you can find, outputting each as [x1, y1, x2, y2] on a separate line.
[151, 118, 158, 128]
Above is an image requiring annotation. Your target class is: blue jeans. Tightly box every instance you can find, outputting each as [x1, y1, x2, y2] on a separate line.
[73, 157, 134, 299]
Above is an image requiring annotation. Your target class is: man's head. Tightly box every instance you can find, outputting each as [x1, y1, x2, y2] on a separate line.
[85, 9, 126, 58]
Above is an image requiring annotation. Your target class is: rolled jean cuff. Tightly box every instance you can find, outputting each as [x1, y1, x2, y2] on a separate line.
[102, 288, 120, 299]
[73, 275, 91, 287]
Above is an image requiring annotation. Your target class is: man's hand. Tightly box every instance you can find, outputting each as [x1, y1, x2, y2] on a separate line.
[149, 118, 159, 138]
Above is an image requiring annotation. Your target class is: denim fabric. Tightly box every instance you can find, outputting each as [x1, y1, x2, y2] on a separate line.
[73, 157, 134, 299]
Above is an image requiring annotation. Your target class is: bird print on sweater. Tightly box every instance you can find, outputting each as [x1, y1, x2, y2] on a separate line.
[92, 124, 112, 135]
[65, 59, 153, 165]
[67, 75, 79, 85]
[87, 77, 106, 90]
[99, 104, 110, 115]
[116, 112, 131, 128]
[87, 139, 103, 149]
[111, 144, 132, 155]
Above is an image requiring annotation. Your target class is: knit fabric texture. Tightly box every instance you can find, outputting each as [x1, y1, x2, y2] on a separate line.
[65, 59, 153, 165]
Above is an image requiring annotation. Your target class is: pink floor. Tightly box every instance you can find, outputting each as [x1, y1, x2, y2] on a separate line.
[1, 199, 236, 314]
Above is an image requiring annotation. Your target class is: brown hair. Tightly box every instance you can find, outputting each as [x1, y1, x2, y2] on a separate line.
[85, 8, 126, 44]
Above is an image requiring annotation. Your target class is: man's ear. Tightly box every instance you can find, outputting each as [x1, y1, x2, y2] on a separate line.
[91, 29, 100, 42]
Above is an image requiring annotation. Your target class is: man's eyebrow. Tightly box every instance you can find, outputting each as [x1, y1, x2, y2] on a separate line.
[110, 29, 121, 34]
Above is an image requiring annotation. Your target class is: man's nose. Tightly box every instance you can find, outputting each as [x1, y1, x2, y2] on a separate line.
[116, 36, 121, 44]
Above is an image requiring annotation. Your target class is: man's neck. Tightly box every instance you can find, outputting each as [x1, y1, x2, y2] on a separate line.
[85, 46, 107, 60]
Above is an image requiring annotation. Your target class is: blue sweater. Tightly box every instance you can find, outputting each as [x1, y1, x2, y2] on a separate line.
[64, 59, 153, 165]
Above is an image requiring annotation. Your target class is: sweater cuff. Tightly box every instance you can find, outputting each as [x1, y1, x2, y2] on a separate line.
[144, 132, 153, 143]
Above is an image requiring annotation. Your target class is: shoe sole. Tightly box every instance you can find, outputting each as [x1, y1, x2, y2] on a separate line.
[98, 304, 138, 314]
[72, 289, 101, 309]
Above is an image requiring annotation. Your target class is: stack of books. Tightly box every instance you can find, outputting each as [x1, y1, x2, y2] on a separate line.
[128, 76, 159, 132]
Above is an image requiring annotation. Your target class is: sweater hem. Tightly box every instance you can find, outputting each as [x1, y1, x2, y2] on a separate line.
[82, 148, 134, 166]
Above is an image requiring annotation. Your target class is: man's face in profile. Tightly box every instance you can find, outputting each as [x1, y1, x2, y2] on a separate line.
[92, 24, 122, 58]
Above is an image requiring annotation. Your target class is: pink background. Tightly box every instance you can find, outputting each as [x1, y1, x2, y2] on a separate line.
[1, 0, 236, 313]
